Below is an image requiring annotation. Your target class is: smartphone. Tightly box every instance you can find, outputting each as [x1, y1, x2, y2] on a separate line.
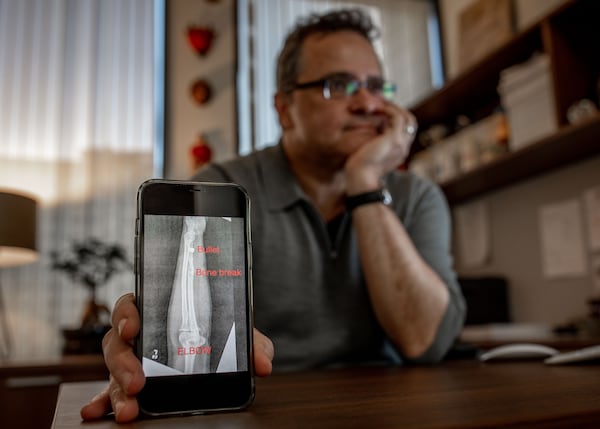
[135, 179, 254, 416]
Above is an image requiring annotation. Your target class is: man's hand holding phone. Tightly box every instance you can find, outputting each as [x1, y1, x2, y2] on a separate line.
[80, 293, 274, 423]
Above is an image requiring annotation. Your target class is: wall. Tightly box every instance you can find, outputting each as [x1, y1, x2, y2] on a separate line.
[453, 156, 600, 324]
[165, 0, 238, 179]
[438, 0, 599, 325]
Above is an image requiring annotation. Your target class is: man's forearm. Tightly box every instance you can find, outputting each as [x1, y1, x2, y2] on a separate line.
[352, 203, 450, 358]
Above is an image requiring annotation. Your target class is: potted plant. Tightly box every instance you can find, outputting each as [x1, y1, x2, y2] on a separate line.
[51, 237, 132, 353]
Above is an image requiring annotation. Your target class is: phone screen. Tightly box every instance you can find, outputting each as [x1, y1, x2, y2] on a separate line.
[141, 214, 248, 376]
[136, 180, 253, 415]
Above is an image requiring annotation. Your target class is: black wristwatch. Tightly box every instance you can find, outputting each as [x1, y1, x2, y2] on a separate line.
[345, 188, 392, 211]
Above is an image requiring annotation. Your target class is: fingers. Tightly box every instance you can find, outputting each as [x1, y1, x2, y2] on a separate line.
[370, 102, 417, 165]
[80, 293, 145, 422]
[79, 376, 141, 423]
[80, 384, 112, 421]
[380, 102, 417, 147]
[111, 293, 140, 343]
[253, 327, 274, 376]
[104, 293, 145, 422]
[107, 375, 142, 423]
[102, 327, 145, 393]
[345, 103, 417, 192]
[402, 119, 418, 138]
[107, 293, 145, 394]
[104, 294, 145, 397]
[81, 337, 144, 422]
[399, 109, 418, 146]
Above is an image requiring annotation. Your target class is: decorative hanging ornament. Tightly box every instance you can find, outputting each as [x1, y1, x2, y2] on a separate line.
[190, 134, 213, 170]
[186, 25, 215, 56]
[190, 78, 212, 105]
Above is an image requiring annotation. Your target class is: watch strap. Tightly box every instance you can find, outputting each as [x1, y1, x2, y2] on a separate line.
[345, 188, 391, 211]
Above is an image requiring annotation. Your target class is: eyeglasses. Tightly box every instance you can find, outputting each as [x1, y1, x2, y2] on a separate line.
[291, 73, 396, 100]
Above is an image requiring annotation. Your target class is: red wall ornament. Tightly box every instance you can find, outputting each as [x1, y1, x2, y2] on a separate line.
[186, 26, 215, 56]
[190, 134, 213, 170]
[190, 78, 212, 105]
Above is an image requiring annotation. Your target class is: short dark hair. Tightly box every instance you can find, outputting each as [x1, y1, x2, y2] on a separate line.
[276, 8, 379, 94]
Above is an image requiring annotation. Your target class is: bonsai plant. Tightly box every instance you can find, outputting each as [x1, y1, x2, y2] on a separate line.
[51, 237, 132, 329]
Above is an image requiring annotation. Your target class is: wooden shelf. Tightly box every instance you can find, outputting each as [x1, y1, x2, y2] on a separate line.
[410, 0, 588, 130]
[440, 114, 600, 204]
[408, 0, 600, 205]
[411, 25, 543, 129]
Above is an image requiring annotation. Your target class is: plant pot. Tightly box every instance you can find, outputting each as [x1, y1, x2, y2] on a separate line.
[62, 324, 111, 355]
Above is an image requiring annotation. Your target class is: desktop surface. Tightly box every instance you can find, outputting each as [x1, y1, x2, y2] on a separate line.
[52, 359, 600, 429]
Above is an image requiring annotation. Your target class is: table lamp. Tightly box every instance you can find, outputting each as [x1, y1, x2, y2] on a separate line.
[0, 190, 38, 359]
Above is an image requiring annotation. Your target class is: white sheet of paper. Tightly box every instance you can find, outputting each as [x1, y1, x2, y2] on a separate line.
[454, 201, 490, 268]
[583, 186, 600, 251]
[538, 199, 586, 278]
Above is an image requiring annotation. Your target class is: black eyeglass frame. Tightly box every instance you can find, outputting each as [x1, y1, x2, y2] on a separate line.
[290, 73, 396, 100]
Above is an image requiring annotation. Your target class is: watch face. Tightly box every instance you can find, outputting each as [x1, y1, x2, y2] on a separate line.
[382, 188, 392, 206]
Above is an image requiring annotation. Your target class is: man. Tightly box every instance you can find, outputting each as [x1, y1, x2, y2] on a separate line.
[82, 8, 465, 422]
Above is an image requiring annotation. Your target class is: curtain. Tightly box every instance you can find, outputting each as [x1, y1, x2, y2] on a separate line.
[0, 0, 156, 359]
[237, 0, 440, 154]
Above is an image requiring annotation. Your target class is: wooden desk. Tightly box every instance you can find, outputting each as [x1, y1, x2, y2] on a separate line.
[52, 360, 600, 428]
[0, 355, 108, 429]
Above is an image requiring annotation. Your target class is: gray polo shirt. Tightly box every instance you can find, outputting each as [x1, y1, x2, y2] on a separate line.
[192, 144, 465, 372]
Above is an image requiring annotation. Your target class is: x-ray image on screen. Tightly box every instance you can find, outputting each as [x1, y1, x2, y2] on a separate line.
[141, 215, 248, 376]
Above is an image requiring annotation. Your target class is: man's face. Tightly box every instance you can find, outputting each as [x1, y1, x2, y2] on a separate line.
[278, 31, 387, 163]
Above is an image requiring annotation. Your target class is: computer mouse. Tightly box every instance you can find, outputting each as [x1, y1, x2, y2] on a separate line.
[479, 343, 560, 362]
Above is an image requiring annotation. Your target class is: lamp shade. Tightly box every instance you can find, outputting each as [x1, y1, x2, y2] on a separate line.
[0, 191, 38, 267]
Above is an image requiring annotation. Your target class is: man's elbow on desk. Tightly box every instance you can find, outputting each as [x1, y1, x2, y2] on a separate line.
[402, 299, 467, 364]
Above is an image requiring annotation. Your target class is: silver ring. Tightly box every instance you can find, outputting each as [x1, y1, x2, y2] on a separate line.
[404, 123, 417, 136]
